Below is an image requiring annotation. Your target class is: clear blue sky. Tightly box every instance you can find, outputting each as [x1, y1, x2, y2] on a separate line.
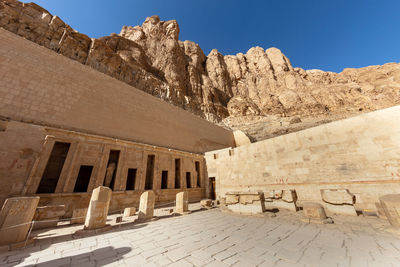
[22, 0, 400, 72]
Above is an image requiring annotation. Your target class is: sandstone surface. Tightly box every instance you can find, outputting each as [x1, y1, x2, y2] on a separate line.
[1, 0, 399, 139]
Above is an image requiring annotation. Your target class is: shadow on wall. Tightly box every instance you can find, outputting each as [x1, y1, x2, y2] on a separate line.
[25, 246, 131, 266]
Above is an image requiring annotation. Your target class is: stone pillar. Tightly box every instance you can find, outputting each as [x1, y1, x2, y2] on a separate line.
[138, 191, 155, 221]
[104, 163, 116, 188]
[176, 192, 189, 214]
[84, 186, 112, 230]
[0, 196, 40, 246]
[380, 194, 400, 228]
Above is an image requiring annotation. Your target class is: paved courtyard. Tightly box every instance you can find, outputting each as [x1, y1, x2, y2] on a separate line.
[1, 207, 400, 267]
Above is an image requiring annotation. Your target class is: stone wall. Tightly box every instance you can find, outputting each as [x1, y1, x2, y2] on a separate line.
[0, 28, 234, 154]
[0, 120, 206, 208]
[205, 105, 400, 213]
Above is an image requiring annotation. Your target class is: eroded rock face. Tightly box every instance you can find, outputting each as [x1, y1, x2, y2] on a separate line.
[1, 0, 400, 136]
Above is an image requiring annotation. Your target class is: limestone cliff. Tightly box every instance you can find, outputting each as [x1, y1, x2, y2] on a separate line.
[1, 0, 400, 140]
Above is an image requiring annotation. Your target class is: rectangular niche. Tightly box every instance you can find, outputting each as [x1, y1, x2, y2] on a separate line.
[74, 165, 93, 193]
[175, 159, 181, 189]
[195, 161, 201, 187]
[161, 170, 168, 189]
[145, 155, 155, 190]
[186, 172, 191, 188]
[36, 142, 71, 194]
[126, 168, 137, 190]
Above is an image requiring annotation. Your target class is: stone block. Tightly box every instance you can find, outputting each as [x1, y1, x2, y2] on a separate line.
[321, 189, 355, 205]
[303, 202, 327, 220]
[200, 199, 213, 208]
[264, 190, 283, 199]
[324, 204, 357, 216]
[33, 205, 65, 230]
[0, 196, 40, 246]
[379, 194, 400, 228]
[176, 192, 189, 215]
[138, 191, 155, 221]
[281, 190, 297, 203]
[84, 186, 112, 230]
[225, 192, 265, 215]
[71, 208, 87, 224]
[375, 202, 387, 219]
[219, 197, 226, 206]
[226, 194, 239, 205]
[123, 207, 136, 217]
[34, 205, 65, 220]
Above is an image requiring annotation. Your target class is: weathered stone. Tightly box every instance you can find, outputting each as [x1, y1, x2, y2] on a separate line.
[281, 190, 297, 203]
[225, 192, 265, 215]
[123, 207, 136, 217]
[379, 194, 400, 228]
[324, 204, 357, 216]
[225, 194, 239, 205]
[233, 130, 251, 146]
[375, 202, 387, 219]
[303, 202, 327, 220]
[104, 163, 116, 188]
[0, 197, 39, 246]
[138, 191, 155, 221]
[321, 189, 355, 205]
[263, 190, 298, 212]
[33, 205, 65, 230]
[34, 205, 65, 221]
[200, 199, 213, 208]
[2, 1, 399, 132]
[175, 191, 189, 215]
[84, 186, 112, 230]
[71, 208, 87, 224]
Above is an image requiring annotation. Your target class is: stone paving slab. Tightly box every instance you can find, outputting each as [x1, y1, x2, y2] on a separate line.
[0, 207, 400, 266]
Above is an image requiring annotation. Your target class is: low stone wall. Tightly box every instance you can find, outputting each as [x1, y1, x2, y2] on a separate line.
[206, 105, 400, 215]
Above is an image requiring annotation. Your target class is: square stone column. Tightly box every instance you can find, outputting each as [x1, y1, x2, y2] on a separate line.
[176, 191, 189, 215]
[138, 191, 155, 221]
[84, 186, 112, 230]
[0, 197, 40, 246]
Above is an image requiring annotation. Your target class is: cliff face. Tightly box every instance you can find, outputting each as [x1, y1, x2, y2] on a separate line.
[1, 0, 400, 140]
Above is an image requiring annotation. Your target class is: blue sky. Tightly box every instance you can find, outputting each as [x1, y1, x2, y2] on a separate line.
[22, 0, 400, 72]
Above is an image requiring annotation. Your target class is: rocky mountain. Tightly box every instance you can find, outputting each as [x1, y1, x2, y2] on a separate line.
[1, 0, 400, 140]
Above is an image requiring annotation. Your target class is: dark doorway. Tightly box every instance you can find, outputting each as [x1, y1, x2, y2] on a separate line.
[126, 168, 137, 190]
[186, 172, 191, 188]
[195, 161, 201, 187]
[209, 177, 216, 200]
[145, 155, 155, 190]
[174, 159, 181, 189]
[161, 171, 168, 189]
[37, 142, 71, 193]
[74, 165, 93, 193]
[104, 150, 120, 190]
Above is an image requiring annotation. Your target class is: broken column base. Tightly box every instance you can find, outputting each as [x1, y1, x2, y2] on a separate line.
[200, 199, 214, 209]
[301, 202, 334, 224]
[74, 224, 112, 237]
